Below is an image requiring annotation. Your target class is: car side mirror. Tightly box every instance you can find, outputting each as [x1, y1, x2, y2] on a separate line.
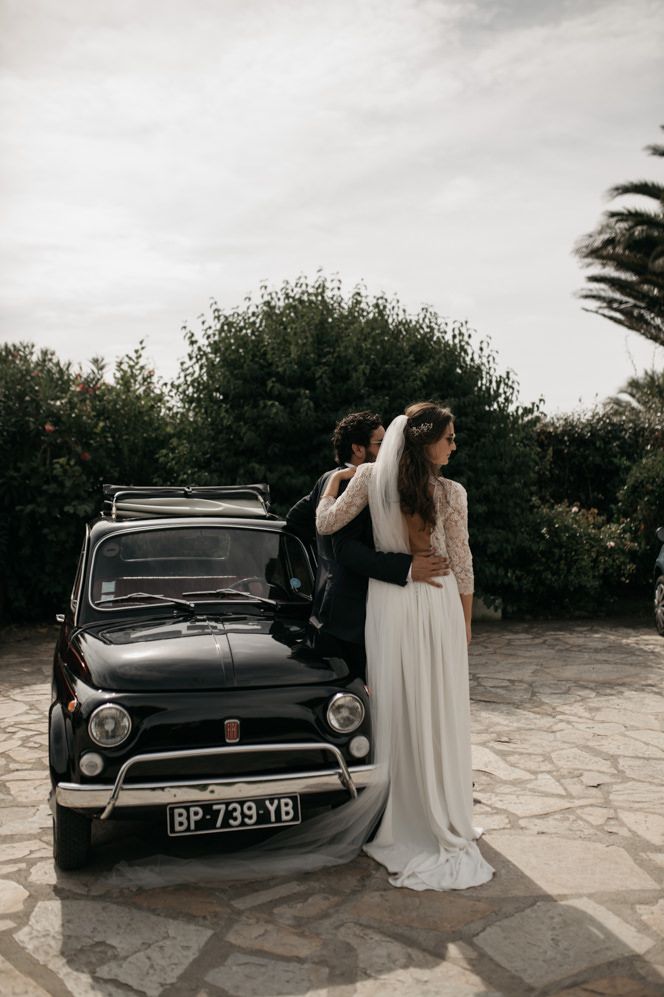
[657, 527, 664, 544]
[55, 614, 65, 624]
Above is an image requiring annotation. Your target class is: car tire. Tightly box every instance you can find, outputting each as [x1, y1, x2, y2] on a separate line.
[655, 576, 664, 637]
[53, 802, 92, 870]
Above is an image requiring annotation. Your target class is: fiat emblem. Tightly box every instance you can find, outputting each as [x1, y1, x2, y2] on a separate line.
[224, 719, 240, 743]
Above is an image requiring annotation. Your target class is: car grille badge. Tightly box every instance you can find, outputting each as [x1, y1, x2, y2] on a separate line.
[224, 719, 240, 743]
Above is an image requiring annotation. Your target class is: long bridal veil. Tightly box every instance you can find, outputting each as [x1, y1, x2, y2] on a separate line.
[368, 414, 409, 557]
[109, 419, 410, 889]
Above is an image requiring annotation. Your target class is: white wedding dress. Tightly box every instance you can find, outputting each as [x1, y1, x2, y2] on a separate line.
[315, 416, 494, 891]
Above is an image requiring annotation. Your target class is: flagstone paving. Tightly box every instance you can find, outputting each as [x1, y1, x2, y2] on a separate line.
[1, 620, 663, 996]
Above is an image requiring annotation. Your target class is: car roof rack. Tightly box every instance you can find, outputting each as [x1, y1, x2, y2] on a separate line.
[102, 484, 271, 520]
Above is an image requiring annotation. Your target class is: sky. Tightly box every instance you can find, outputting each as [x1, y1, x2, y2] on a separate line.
[1, 0, 663, 413]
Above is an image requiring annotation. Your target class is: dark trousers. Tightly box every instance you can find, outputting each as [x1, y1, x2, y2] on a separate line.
[306, 626, 367, 680]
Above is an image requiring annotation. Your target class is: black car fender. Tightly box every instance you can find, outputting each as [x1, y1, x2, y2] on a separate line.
[48, 703, 71, 782]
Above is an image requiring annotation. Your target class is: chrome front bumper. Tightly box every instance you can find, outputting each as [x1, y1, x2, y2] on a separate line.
[54, 742, 378, 820]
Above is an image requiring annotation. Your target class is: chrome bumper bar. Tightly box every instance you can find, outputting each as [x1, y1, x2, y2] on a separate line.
[54, 742, 377, 819]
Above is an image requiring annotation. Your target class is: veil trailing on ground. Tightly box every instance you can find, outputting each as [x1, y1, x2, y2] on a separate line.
[109, 419, 410, 889]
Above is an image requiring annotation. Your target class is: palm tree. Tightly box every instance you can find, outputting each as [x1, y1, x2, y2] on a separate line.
[605, 367, 664, 415]
[575, 128, 664, 347]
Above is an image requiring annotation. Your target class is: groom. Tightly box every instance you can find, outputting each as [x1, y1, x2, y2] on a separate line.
[287, 411, 449, 672]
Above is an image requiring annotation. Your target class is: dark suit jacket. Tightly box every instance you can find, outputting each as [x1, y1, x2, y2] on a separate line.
[287, 469, 411, 645]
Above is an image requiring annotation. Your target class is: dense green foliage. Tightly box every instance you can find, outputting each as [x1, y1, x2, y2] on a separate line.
[536, 408, 662, 517]
[575, 127, 664, 346]
[2, 277, 662, 623]
[0, 342, 172, 621]
[535, 405, 663, 598]
[512, 501, 637, 616]
[618, 449, 664, 579]
[168, 276, 542, 609]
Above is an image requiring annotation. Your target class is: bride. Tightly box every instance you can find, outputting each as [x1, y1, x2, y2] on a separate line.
[315, 401, 494, 891]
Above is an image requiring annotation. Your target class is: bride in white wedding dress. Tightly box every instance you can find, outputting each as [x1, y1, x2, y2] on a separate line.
[315, 402, 494, 891]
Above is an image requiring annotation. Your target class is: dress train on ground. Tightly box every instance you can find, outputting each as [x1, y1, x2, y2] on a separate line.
[361, 570, 494, 891]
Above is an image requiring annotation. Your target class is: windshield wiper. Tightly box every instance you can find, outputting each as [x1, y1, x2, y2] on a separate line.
[98, 592, 196, 611]
[182, 587, 277, 607]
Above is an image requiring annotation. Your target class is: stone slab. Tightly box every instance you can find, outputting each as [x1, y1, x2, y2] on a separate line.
[471, 745, 531, 781]
[273, 893, 344, 921]
[619, 811, 664, 846]
[636, 898, 664, 938]
[476, 791, 596, 818]
[206, 954, 329, 996]
[0, 953, 51, 996]
[337, 922, 501, 996]
[618, 759, 664, 784]
[128, 885, 228, 918]
[525, 773, 567, 795]
[552, 748, 616, 773]
[226, 918, 321, 957]
[551, 974, 664, 996]
[349, 890, 495, 932]
[578, 806, 613, 827]
[483, 833, 658, 894]
[14, 899, 212, 997]
[475, 897, 654, 987]
[0, 880, 28, 914]
[231, 881, 306, 910]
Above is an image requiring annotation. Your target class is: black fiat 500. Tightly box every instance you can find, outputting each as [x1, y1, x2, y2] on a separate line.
[50, 484, 375, 869]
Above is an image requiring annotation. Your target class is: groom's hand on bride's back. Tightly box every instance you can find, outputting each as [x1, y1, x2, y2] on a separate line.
[411, 552, 451, 587]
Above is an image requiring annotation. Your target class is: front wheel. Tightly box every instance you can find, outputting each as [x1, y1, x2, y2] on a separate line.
[655, 576, 664, 637]
[53, 801, 92, 870]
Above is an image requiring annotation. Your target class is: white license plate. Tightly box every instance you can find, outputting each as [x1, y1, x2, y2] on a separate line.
[167, 795, 301, 836]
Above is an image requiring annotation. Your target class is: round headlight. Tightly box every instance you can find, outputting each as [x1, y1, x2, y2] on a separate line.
[326, 693, 365, 734]
[89, 704, 132, 747]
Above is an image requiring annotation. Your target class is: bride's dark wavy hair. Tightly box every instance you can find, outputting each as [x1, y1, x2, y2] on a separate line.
[398, 402, 454, 528]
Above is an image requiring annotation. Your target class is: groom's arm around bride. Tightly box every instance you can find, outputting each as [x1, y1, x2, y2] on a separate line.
[287, 411, 449, 664]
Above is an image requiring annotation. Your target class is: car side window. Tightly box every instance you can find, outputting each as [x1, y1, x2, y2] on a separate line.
[282, 535, 314, 598]
[70, 534, 87, 615]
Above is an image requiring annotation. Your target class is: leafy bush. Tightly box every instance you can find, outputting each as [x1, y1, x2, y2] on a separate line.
[168, 275, 542, 607]
[536, 408, 662, 518]
[506, 501, 637, 616]
[0, 342, 172, 622]
[618, 449, 664, 581]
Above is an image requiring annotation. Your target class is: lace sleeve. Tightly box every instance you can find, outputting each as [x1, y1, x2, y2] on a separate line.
[441, 480, 474, 595]
[315, 464, 372, 535]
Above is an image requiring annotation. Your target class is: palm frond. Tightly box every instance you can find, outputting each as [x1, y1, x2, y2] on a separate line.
[608, 180, 664, 201]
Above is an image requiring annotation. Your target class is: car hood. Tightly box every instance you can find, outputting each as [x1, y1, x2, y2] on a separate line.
[72, 615, 348, 691]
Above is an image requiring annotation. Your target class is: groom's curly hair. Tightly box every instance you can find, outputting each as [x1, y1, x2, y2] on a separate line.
[332, 411, 382, 464]
[398, 402, 454, 528]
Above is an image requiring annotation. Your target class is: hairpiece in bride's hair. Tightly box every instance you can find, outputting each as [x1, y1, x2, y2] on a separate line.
[408, 421, 433, 439]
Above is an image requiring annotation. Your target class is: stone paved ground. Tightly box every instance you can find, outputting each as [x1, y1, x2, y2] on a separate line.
[1, 621, 664, 997]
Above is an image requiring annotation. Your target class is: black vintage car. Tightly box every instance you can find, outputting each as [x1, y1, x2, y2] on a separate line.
[50, 484, 375, 869]
[655, 526, 664, 636]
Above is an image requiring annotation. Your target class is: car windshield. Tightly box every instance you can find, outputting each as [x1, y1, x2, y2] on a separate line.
[89, 526, 313, 610]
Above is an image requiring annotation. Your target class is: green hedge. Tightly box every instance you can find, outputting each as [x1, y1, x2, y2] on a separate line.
[168, 276, 542, 610]
[536, 408, 662, 517]
[502, 501, 637, 616]
[0, 342, 172, 621]
[1, 279, 661, 623]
